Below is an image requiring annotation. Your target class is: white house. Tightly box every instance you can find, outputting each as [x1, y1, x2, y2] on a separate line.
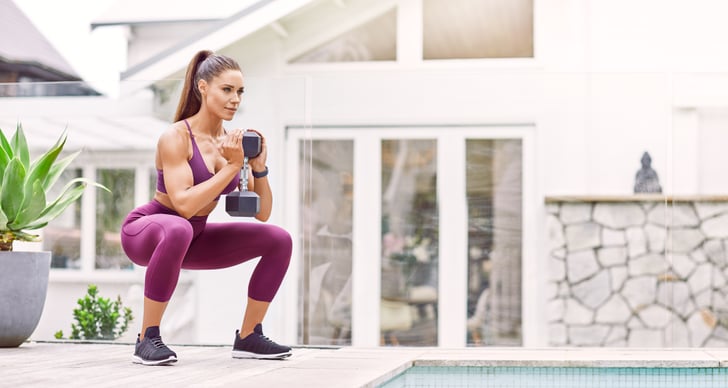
[6, 0, 728, 348]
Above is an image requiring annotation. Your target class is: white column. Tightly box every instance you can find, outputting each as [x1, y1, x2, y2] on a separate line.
[283, 129, 303, 345]
[437, 134, 468, 347]
[134, 165, 150, 207]
[520, 129, 543, 346]
[80, 166, 96, 272]
[351, 134, 382, 346]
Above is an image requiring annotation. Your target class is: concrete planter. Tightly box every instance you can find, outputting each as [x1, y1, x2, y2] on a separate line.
[0, 251, 51, 347]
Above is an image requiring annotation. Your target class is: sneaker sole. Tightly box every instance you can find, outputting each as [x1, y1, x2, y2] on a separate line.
[132, 355, 178, 366]
[231, 350, 292, 360]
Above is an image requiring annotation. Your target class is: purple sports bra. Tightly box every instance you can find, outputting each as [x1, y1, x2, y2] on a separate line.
[156, 119, 240, 200]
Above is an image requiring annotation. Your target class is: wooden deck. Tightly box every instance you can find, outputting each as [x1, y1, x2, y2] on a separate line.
[3, 342, 728, 387]
[0, 341, 417, 388]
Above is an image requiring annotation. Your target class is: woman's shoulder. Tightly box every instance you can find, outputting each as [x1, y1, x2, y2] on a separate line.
[159, 121, 190, 141]
[157, 121, 192, 153]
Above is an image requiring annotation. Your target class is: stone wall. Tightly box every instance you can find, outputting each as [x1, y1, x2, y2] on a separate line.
[545, 197, 728, 347]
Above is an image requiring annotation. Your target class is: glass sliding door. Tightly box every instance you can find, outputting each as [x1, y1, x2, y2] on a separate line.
[290, 127, 528, 347]
[380, 139, 439, 346]
[466, 139, 523, 346]
[298, 139, 354, 345]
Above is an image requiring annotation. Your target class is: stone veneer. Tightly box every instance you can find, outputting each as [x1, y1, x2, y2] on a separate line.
[545, 195, 728, 347]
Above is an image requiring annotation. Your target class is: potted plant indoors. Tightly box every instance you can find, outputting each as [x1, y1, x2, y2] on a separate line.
[0, 123, 106, 347]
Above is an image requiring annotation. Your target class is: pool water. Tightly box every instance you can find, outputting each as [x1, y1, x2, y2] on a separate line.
[378, 366, 728, 387]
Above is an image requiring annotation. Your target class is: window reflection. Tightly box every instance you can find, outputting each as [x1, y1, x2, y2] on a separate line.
[299, 140, 354, 345]
[290, 9, 397, 63]
[466, 139, 522, 346]
[381, 139, 438, 346]
[44, 168, 82, 269]
[423, 0, 533, 59]
[95, 169, 134, 270]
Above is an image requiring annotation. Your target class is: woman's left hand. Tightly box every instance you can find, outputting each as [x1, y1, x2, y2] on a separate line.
[246, 129, 267, 173]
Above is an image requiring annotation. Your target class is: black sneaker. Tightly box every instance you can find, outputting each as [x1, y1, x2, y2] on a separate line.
[232, 324, 292, 359]
[132, 326, 178, 366]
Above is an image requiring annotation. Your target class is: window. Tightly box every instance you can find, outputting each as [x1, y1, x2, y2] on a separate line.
[381, 139, 438, 346]
[423, 0, 533, 59]
[466, 139, 523, 346]
[290, 9, 397, 63]
[44, 168, 83, 269]
[298, 140, 354, 345]
[95, 169, 134, 270]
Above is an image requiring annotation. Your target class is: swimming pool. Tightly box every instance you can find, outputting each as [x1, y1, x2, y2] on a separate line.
[378, 366, 728, 387]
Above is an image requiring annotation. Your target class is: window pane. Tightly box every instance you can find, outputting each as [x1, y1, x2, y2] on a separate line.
[95, 169, 134, 270]
[299, 140, 354, 345]
[43, 168, 82, 269]
[381, 139, 438, 346]
[423, 0, 533, 59]
[466, 139, 522, 346]
[290, 9, 396, 63]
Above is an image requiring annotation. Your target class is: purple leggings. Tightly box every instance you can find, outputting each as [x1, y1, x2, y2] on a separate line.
[120, 200, 292, 302]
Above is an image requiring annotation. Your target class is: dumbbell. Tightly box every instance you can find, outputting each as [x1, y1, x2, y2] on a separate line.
[226, 131, 261, 217]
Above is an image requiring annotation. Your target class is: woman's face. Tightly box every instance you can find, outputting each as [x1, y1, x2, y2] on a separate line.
[199, 69, 244, 121]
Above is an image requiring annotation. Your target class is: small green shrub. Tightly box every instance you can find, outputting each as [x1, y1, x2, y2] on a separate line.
[55, 284, 133, 340]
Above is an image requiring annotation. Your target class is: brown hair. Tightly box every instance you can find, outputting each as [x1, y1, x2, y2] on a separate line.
[173, 50, 242, 122]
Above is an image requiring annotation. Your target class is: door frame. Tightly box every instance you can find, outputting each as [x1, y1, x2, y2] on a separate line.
[285, 125, 537, 347]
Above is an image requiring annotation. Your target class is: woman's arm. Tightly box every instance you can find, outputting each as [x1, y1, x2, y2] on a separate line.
[159, 126, 244, 219]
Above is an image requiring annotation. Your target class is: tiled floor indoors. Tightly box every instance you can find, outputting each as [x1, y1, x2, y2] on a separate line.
[2, 342, 728, 387]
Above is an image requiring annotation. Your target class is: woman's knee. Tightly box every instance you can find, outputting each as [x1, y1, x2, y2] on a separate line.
[269, 225, 292, 254]
[165, 219, 194, 243]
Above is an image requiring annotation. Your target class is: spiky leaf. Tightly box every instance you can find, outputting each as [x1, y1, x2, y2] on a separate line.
[10, 122, 30, 169]
[0, 206, 7, 228]
[23, 178, 103, 230]
[0, 158, 26, 224]
[28, 127, 67, 188]
[43, 150, 80, 192]
[10, 179, 46, 230]
[0, 143, 9, 180]
[0, 127, 12, 160]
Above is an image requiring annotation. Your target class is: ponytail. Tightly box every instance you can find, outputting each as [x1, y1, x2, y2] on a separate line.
[173, 50, 242, 122]
[174, 50, 212, 122]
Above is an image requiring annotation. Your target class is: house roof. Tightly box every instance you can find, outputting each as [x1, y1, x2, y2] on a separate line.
[0, 96, 166, 152]
[0, 0, 80, 79]
[91, 0, 259, 27]
[120, 0, 315, 93]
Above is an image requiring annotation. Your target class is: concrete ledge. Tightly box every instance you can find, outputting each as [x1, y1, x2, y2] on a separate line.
[545, 194, 728, 203]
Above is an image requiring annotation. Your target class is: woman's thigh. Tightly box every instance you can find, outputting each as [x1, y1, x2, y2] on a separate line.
[120, 214, 193, 266]
[182, 222, 290, 270]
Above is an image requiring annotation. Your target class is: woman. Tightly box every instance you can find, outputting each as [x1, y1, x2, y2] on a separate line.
[120, 50, 292, 366]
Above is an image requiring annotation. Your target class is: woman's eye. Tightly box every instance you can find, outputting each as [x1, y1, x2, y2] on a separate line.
[223, 87, 232, 92]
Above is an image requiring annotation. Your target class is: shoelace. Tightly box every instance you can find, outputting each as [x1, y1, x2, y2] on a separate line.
[257, 333, 288, 350]
[150, 336, 167, 349]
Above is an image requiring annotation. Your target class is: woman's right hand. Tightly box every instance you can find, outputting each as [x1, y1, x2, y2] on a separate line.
[219, 129, 245, 168]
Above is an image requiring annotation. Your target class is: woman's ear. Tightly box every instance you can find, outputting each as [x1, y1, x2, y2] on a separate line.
[198, 79, 208, 97]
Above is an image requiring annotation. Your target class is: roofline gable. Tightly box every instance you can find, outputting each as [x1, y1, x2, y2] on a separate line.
[120, 0, 315, 95]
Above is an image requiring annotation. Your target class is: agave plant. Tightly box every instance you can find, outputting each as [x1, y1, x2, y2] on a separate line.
[0, 123, 107, 251]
